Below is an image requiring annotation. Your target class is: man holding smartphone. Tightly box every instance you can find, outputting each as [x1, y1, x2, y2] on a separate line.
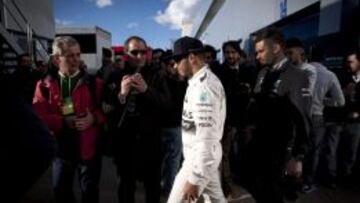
[102, 36, 170, 203]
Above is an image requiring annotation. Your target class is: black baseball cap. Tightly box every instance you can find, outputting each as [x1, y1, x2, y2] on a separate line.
[171, 36, 205, 61]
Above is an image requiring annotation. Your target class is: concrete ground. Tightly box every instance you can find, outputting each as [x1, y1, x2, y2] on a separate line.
[20, 157, 360, 203]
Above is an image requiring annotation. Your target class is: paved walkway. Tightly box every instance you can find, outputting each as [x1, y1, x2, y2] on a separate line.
[21, 157, 360, 203]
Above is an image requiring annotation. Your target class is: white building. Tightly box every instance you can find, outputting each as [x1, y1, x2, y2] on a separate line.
[188, 0, 359, 68]
[56, 26, 112, 74]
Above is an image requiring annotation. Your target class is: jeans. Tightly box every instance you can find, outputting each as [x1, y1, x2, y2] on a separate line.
[317, 122, 342, 183]
[221, 126, 236, 196]
[304, 115, 326, 185]
[161, 127, 182, 196]
[53, 156, 101, 203]
[339, 123, 360, 176]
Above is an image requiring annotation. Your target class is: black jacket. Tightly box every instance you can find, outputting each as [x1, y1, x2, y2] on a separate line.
[249, 60, 310, 172]
[103, 63, 170, 135]
[160, 70, 187, 128]
[217, 62, 258, 127]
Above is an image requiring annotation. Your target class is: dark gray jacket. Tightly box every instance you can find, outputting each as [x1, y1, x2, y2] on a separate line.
[253, 57, 311, 160]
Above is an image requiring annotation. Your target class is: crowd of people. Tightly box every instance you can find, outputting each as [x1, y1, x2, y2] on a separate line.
[2, 27, 360, 203]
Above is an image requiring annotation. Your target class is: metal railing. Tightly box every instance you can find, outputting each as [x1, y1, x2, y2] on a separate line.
[1, 0, 50, 61]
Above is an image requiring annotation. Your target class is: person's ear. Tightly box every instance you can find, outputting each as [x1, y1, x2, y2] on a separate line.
[272, 43, 282, 55]
[53, 54, 60, 66]
[188, 53, 198, 64]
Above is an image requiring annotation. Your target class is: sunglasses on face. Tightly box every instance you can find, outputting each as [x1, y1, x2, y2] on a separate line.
[129, 50, 147, 56]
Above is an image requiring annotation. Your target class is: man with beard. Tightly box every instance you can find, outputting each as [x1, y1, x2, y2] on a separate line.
[217, 40, 257, 199]
[247, 28, 310, 203]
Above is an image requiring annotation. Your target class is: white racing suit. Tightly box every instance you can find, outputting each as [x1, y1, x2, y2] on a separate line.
[167, 66, 227, 203]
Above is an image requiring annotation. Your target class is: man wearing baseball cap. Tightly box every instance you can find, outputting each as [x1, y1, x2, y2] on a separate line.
[167, 36, 227, 203]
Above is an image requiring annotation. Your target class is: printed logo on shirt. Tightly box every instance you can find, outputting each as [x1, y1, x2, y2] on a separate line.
[198, 116, 212, 121]
[182, 109, 195, 132]
[199, 91, 209, 103]
[198, 116, 214, 128]
[182, 119, 196, 131]
[182, 110, 193, 119]
[199, 122, 212, 128]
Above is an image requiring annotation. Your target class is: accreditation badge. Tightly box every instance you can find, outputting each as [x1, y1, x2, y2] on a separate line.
[61, 97, 75, 116]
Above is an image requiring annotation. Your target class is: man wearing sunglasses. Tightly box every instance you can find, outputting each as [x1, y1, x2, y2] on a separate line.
[167, 37, 227, 203]
[103, 36, 170, 203]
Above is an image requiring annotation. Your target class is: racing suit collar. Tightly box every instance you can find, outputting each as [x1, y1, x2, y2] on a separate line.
[188, 65, 208, 86]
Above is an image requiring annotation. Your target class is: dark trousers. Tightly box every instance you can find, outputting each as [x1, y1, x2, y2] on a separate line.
[246, 156, 285, 203]
[244, 136, 287, 203]
[220, 126, 236, 196]
[53, 156, 101, 203]
[339, 123, 360, 177]
[319, 123, 342, 182]
[304, 115, 326, 185]
[160, 127, 182, 196]
[353, 140, 360, 181]
[113, 128, 161, 203]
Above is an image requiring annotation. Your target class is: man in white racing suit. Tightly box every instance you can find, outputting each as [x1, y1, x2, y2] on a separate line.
[167, 36, 227, 203]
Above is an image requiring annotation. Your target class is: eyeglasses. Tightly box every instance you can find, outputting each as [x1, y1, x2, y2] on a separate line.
[129, 50, 147, 56]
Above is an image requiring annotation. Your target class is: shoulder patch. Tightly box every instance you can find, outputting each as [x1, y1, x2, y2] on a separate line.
[200, 73, 207, 82]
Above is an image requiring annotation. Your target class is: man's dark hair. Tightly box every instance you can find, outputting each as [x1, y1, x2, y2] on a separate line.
[254, 27, 285, 48]
[222, 40, 247, 59]
[285, 37, 305, 49]
[204, 44, 217, 60]
[347, 46, 360, 61]
[124, 36, 147, 50]
[222, 40, 241, 54]
[162, 49, 173, 63]
[152, 48, 165, 56]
